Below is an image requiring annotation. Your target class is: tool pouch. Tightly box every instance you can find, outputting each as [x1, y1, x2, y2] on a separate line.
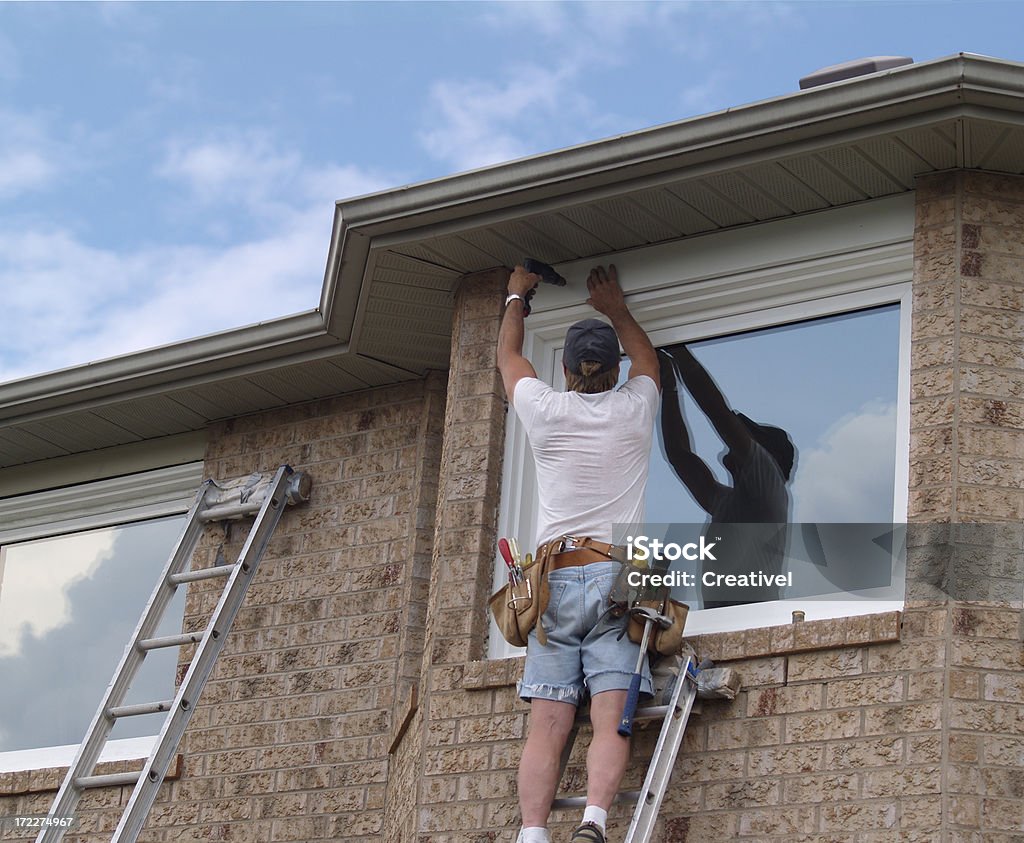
[608, 561, 651, 610]
[488, 540, 555, 648]
[627, 597, 690, 656]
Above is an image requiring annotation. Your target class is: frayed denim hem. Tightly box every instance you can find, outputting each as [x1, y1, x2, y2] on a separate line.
[586, 668, 654, 698]
[517, 679, 583, 706]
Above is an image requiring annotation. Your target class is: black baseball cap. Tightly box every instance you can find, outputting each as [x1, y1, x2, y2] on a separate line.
[562, 318, 620, 376]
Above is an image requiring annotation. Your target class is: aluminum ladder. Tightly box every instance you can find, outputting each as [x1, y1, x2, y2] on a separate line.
[37, 465, 311, 843]
[552, 654, 699, 843]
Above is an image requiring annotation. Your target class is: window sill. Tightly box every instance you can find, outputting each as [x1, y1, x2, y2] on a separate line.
[468, 610, 902, 691]
[0, 755, 182, 797]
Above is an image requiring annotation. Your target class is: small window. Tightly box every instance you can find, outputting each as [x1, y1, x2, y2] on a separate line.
[0, 464, 201, 771]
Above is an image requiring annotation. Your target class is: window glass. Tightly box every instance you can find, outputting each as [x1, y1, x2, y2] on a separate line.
[631, 304, 903, 630]
[0, 516, 186, 753]
[649, 304, 900, 526]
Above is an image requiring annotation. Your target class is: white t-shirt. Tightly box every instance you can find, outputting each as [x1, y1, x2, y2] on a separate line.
[512, 375, 659, 547]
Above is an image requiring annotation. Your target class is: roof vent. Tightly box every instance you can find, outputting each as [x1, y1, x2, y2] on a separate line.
[799, 55, 913, 90]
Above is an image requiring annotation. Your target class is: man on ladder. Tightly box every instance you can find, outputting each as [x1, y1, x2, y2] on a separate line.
[498, 264, 661, 843]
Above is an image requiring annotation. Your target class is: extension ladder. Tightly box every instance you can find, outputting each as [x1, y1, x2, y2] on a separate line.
[37, 465, 311, 843]
[552, 654, 699, 843]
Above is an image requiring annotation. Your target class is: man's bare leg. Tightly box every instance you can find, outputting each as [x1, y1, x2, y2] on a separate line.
[585, 689, 631, 808]
[518, 698, 578, 829]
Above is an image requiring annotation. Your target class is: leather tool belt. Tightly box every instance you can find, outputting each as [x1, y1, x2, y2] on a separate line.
[549, 535, 628, 570]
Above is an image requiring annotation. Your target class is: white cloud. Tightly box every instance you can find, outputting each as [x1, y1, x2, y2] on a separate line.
[419, 64, 576, 170]
[792, 401, 898, 523]
[421, 1, 803, 172]
[158, 132, 302, 213]
[0, 133, 398, 382]
[0, 150, 56, 199]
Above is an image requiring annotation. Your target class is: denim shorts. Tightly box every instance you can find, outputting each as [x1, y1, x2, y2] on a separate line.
[518, 561, 653, 706]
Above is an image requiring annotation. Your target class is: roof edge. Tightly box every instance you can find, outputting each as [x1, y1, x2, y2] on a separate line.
[331, 53, 1017, 237]
[0, 310, 337, 421]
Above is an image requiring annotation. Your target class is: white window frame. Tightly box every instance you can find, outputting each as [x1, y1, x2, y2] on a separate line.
[492, 195, 913, 657]
[0, 461, 203, 773]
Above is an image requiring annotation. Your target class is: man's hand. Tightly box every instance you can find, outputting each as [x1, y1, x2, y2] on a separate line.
[508, 265, 540, 297]
[586, 265, 628, 317]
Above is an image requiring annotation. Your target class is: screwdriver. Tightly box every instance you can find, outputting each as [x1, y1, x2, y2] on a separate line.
[498, 538, 521, 584]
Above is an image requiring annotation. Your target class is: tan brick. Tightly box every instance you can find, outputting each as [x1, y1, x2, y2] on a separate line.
[948, 794, 981, 828]
[914, 251, 957, 285]
[674, 750, 746, 783]
[826, 674, 904, 708]
[900, 794, 945, 830]
[947, 669, 981, 699]
[983, 735, 1024, 767]
[704, 777, 780, 810]
[782, 772, 859, 805]
[788, 648, 863, 682]
[907, 734, 943, 765]
[784, 709, 861, 744]
[910, 393, 956, 427]
[907, 669, 945, 701]
[747, 744, 824, 776]
[984, 671, 1024, 702]
[866, 640, 945, 672]
[863, 702, 943, 735]
[703, 715, 781, 751]
[746, 683, 823, 717]
[911, 337, 955, 370]
[819, 800, 898, 832]
[826, 736, 903, 770]
[959, 335, 1024, 369]
[950, 700, 1021, 733]
[738, 805, 817, 836]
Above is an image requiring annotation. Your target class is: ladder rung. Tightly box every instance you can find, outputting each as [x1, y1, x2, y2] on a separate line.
[168, 564, 236, 585]
[553, 791, 640, 810]
[75, 771, 141, 789]
[108, 700, 175, 719]
[138, 632, 203, 651]
[198, 500, 263, 522]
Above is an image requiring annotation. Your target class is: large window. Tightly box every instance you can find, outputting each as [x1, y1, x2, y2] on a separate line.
[638, 303, 905, 633]
[0, 463, 202, 772]
[493, 197, 912, 655]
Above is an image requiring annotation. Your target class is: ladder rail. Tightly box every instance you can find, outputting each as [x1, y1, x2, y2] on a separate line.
[623, 655, 698, 843]
[112, 465, 295, 843]
[39, 480, 214, 840]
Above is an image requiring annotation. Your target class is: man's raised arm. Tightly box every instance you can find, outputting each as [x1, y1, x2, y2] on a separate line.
[585, 265, 659, 389]
[497, 265, 540, 399]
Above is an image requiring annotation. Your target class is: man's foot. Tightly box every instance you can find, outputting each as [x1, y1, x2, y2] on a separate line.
[570, 821, 606, 843]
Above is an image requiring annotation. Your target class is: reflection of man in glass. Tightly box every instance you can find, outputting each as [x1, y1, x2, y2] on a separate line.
[658, 346, 795, 608]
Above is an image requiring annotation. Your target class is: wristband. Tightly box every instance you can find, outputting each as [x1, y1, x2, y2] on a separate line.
[505, 292, 531, 316]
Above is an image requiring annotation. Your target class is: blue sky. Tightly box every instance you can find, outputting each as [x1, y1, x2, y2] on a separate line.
[2, 0, 1023, 382]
